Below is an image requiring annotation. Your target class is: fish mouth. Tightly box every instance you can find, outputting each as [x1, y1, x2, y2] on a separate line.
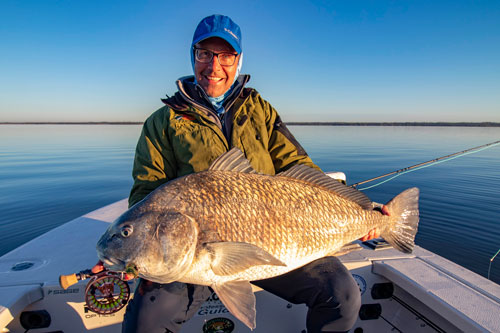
[99, 255, 140, 278]
[99, 255, 127, 271]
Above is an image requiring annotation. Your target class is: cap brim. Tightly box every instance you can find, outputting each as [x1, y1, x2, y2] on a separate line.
[192, 32, 241, 54]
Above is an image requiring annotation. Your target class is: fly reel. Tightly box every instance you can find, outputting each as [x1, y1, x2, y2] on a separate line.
[84, 271, 131, 314]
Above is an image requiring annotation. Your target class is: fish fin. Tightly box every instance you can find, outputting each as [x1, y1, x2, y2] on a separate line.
[382, 187, 420, 253]
[206, 242, 286, 276]
[208, 147, 258, 173]
[213, 281, 256, 329]
[278, 164, 373, 210]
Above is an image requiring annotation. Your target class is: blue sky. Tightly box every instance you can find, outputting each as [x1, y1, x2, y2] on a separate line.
[1, 0, 499, 122]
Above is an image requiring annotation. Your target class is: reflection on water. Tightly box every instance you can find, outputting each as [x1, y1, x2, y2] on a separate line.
[0, 124, 499, 283]
[0, 125, 141, 257]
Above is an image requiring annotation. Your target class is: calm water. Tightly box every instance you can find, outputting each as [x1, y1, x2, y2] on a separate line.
[1, 125, 499, 283]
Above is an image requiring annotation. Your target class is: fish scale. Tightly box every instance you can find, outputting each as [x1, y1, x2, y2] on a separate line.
[177, 171, 380, 280]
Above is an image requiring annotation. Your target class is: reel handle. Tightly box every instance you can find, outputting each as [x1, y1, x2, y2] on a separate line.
[59, 269, 93, 289]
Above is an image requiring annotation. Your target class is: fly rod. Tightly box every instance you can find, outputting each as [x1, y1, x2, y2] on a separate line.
[350, 140, 500, 190]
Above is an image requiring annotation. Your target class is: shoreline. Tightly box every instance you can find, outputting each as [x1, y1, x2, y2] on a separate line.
[1, 121, 500, 127]
[286, 122, 500, 127]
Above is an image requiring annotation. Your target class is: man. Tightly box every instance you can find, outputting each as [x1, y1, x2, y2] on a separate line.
[94, 14, 379, 333]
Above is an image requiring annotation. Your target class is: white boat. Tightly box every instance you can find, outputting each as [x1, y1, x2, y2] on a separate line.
[1, 172, 500, 332]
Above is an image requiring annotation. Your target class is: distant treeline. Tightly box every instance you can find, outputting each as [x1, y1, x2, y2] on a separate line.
[286, 122, 500, 127]
[0, 121, 143, 125]
[1, 121, 499, 127]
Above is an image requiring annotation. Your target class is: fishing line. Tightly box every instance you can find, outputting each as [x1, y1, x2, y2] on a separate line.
[488, 247, 500, 280]
[350, 140, 500, 190]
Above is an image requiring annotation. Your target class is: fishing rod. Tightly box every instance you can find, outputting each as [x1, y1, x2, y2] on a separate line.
[350, 140, 500, 190]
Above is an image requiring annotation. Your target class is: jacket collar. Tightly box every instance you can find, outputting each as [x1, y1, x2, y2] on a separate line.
[162, 74, 251, 133]
[173, 74, 250, 113]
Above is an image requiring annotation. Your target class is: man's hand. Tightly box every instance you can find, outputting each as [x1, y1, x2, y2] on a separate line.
[91, 260, 106, 274]
[359, 205, 390, 242]
[359, 228, 381, 242]
[91, 260, 135, 281]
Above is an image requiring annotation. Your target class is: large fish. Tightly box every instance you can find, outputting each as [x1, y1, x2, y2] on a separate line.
[96, 148, 419, 329]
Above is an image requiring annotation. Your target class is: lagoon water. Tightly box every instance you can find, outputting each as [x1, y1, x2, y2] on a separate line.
[0, 124, 499, 283]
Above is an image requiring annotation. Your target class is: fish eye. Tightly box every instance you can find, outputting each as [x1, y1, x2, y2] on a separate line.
[121, 226, 133, 237]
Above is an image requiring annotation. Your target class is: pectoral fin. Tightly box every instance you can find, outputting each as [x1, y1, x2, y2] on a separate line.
[213, 281, 256, 329]
[205, 242, 286, 276]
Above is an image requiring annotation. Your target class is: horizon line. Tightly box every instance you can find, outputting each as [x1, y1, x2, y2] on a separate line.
[1, 121, 500, 127]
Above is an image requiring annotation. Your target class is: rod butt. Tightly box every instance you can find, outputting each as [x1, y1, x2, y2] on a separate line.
[59, 274, 79, 289]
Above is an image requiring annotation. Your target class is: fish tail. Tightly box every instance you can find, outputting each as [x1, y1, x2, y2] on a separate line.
[381, 187, 420, 253]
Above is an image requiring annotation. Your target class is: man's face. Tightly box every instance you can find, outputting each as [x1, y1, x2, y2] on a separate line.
[194, 37, 240, 98]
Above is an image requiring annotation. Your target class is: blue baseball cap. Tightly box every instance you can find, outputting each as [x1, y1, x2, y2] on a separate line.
[192, 14, 242, 54]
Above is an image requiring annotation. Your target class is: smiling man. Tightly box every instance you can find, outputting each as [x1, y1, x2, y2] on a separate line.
[191, 15, 242, 98]
[116, 14, 376, 333]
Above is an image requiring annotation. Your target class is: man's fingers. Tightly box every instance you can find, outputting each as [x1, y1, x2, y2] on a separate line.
[360, 228, 381, 242]
[91, 260, 105, 274]
[360, 205, 387, 242]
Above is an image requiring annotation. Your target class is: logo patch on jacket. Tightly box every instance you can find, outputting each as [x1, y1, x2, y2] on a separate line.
[175, 114, 195, 121]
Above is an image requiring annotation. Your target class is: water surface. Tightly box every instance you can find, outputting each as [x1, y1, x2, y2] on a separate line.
[0, 124, 499, 283]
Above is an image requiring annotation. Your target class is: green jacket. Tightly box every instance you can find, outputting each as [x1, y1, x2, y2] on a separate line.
[129, 75, 320, 207]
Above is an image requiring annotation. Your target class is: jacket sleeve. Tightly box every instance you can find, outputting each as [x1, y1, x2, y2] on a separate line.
[128, 108, 177, 207]
[260, 97, 322, 173]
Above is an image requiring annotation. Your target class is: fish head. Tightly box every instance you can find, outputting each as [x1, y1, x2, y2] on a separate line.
[96, 207, 199, 283]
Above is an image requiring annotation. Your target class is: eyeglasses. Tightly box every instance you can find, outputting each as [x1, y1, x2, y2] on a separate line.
[194, 48, 238, 66]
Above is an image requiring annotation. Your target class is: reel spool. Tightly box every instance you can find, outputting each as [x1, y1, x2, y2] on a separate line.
[84, 271, 130, 314]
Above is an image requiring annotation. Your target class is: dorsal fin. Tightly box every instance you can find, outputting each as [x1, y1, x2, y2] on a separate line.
[209, 147, 258, 173]
[278, 164, 373, 210]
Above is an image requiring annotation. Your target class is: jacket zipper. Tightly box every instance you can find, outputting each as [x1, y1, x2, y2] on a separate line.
[176, 76, 252, 151]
